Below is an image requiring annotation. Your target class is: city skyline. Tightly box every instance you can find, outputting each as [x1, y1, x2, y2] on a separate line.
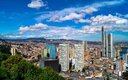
[0, 0, 128, 41]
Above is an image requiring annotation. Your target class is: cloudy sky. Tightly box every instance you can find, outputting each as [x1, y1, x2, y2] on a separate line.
[0, 0, 128, 41]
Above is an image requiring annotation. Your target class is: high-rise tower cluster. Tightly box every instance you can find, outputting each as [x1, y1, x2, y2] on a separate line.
[59, 43, 85, 72]
[101, 26, 114, 58]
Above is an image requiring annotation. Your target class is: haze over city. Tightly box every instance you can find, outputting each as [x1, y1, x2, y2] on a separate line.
[0, 0, 128, 41]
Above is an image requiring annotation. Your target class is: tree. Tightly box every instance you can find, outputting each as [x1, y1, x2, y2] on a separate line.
[0, 67, 9, 80]
[36, 67, 64, 80]
[1, 55, 22, 70]
[0, 45, 11, 54]
[0, 52, 10, 65]
[0, 45, 11, 65]
[1, 55, 65, 80]
[9, 60, 42, 80]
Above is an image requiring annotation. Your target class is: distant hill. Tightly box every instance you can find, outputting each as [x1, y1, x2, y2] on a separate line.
[1, 37, 128, 46]
[4, 38, 46, 42]
[0, 38, 8, 44]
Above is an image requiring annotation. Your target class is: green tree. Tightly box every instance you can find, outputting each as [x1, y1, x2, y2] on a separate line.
[40, 67, 64, 80]
[0, 45, 11, 54]
[1, 55, 64, 80]
[9, 60, 41, 80]
[0, 52, 10, 65]
[0, 45, 11, 65]
[1, 55, 22, 70]
[0, 67, 9, 80]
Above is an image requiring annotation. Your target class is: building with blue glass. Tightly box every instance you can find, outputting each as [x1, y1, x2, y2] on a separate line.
[120, 47, 128, 63]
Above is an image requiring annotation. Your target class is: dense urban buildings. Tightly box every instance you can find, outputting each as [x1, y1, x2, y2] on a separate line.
[0, 26, 128, 80]
[0, 0, 128, 80]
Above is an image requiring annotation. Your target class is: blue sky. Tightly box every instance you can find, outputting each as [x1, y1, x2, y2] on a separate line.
[0, 0, 128, 41]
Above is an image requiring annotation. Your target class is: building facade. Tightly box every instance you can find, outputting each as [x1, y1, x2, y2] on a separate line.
[108, 33, 113, 58]
[74, 44, 84, 71]
[10, 45, 17, 56]
[102, 26, 106, 57]
[59, 44, 69, 71]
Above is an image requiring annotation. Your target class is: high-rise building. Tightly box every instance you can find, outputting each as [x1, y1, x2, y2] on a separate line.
[59, 44, 69, 71]
[101, 26, 105, 57]
[10, 45, 17, 56]
[40, 44, 59, 72]
[74, 44, 84, 71]
[69, 45, 75, 59]
[47, 44, 57, 58]
[43, 47, 48, 58]
[42, 44, 57, 59]
[83, 41, 88, 50]
[105, 32, 108, 57]
[120, 47, 128, 64]
[126, 54, 128, 65]
[108, 33, 113, 58]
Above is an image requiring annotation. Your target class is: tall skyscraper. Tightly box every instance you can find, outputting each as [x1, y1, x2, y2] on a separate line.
[126, 54, 128, 65]
[105, 32, 108, 57]
[74, 43, 84, 71]
[59, 44, 69, 71]
[108, 33, 113, 58]
[101, 26, 105, 57]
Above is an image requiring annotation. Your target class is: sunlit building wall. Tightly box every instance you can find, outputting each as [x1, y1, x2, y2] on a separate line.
[11, 47, 16, 56]
[74, 44, 84, 71]
[59, 44, 69, 71]
[10, 45, 17, 56]
[43, 47, 48, 58]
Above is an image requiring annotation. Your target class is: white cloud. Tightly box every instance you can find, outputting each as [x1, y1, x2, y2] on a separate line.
[7, 15, 128, 40]
[82, 14, 128, 33]
[48, 13, 84, 22]
[116, 19, 127, 24]
[76, 19, 91, 23]
[36, 6, 98, 22]
[18, 14, 128, 39]
[37, 26, 84, 39]
[90, 14, 127, 25]
[36, 0, 124, 22]
[28, 0, 46, 9]
[19, 23, 48, 34]
[81, 7, 98, 14]
[60, 13, 83, 21]
[17, 22, 91, 39]
[81, 26, 101, 34]
[90, 14, 128, 25]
